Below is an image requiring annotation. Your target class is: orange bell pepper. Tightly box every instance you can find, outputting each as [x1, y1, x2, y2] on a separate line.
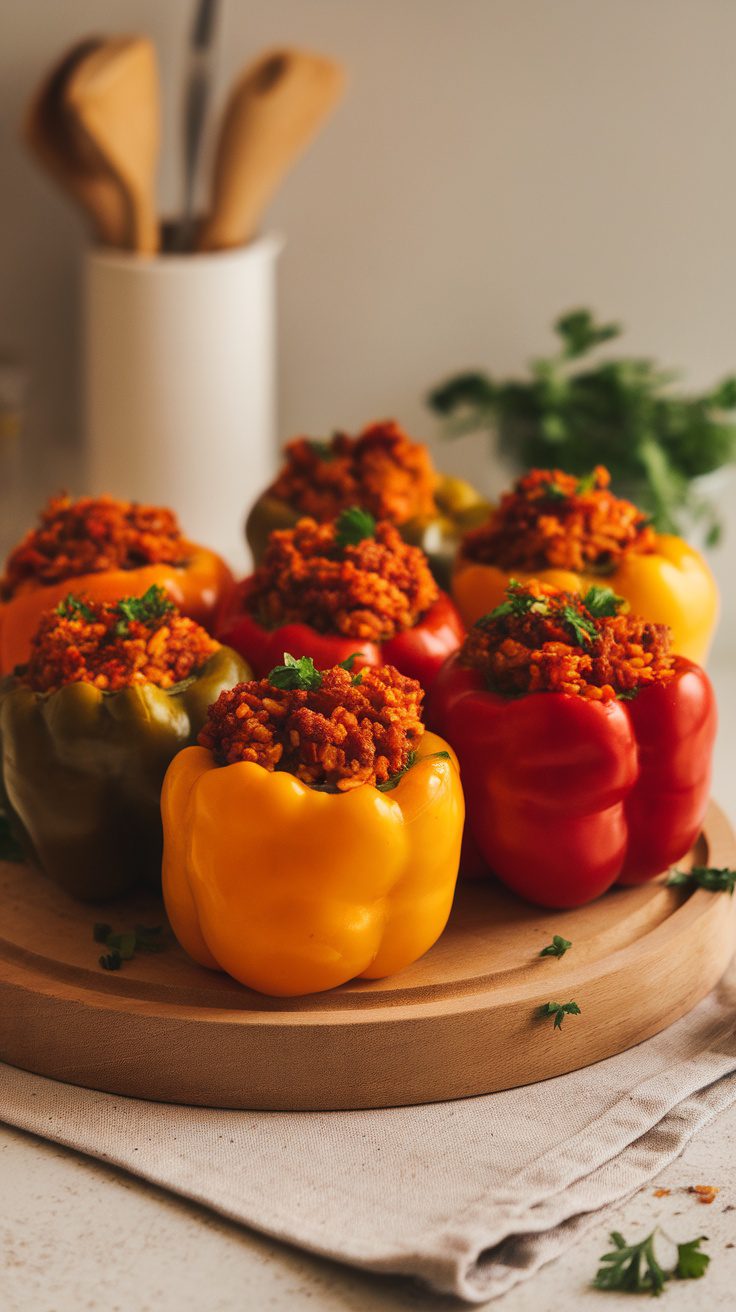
[0, 542, 233, 674]
[161, 731, 464, 997]
[453, 534, 718, 664]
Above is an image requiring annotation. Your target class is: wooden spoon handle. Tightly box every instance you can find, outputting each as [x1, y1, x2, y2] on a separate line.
[197, 48, 345, 252]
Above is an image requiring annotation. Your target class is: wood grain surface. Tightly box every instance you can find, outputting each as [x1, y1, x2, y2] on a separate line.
[0, 802, 734, 1110]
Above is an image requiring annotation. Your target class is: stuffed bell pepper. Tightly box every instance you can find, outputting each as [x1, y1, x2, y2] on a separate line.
[162, 654, 464, 996]
[0, 494, 233, 673]
[429, 579, 716, 908]
[0, 586, 249, 900]
[452, 466, 718, 662]
[218, 506, 465, 690]
[246, 419, 490, 586]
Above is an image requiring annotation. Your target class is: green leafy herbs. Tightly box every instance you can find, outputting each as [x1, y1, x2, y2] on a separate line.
[483, 579, 542, 622]
[114, 585, 174, 635]
[334, 506, 376, 548]
[268, 653, 323, 691]
[56, 595, 96, 622]
[560, 604, 597, 646]
[94, 922, 165, 971]
[268, 652, 366, 692]
[0, 807, 24, 862]
[582, 585, 625, 617]
[593, 1228, 710, 1295]
[540, 1000, 581, 1030]
[428, 308, 736, 539]
[616, 688, 640, 702]
[667, 866, 736, 896]
[484, 580, 605, 647]
[539, 935, 572, 959]
[306, 437, 336, 460]
[377, 749, 451, 793]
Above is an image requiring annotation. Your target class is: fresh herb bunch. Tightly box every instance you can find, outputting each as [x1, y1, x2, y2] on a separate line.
[428, 309, 736, 542]
[667, 866, 736, 895]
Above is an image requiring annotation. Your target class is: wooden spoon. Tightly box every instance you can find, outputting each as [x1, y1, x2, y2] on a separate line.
[23, 38, 130, 247]
[197, 48, 345, 252]
[63, 37, 161, 255]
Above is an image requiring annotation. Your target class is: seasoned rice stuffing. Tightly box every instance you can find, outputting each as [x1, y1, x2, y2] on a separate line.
[247, 512, 439, 641]
[21, 588, 218, 694]
[1, 494, 190, 599]
[461, 466, 656, 574]
[200, 662, 425, 790]
[268, 420, 438, 524]
[461, 578, 675, 701]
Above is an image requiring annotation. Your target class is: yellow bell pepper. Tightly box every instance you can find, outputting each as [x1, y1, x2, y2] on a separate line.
[162, 731, 464, 997]
[453, 533, 718, 664]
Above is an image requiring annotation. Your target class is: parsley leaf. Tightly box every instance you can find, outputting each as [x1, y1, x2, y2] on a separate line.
[617, 688, 639, 701]
[268, 653, 323, 692]
[56, 594, 96, 622]
[540, 1000, 581, 1029]
[113, 585, 174, 636]
[306, 438, 335, 460]
[667, 866, 736, 896]
[675, 1237, 710, 1280]
[575, 470, 599, 493]
[539, 934, 572, 959]
[94, 922, 165, 971]
[560, 604, 597, 645]
[540, 480, 568, 500]
[338, 652, 366, 685]
[483, 579, 546, 624]
[335, 506, 376, 548]
[582, 585, 625, 617]
[593, 1229, 710, 1294]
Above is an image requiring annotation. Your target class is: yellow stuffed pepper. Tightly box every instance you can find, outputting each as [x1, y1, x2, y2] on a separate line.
[162, 654, 464, 997]
[452, 466, 718, 663]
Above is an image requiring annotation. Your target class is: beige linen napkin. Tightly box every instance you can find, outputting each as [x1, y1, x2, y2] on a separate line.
[1, 956, 735, 1303]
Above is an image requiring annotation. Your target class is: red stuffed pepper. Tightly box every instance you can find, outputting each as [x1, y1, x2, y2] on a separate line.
[428, 579, 716, 908]
[217, 507, 465, 689]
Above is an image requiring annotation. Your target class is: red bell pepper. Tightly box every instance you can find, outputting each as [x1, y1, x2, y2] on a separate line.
[428, 653, 716, 908]
[216, 579, 465, 688]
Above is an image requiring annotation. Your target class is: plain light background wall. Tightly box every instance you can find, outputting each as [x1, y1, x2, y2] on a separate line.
[0, 0, 734, 647]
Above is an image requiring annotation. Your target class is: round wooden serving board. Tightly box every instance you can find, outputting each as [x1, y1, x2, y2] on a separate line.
[1, 802, 734, 1111]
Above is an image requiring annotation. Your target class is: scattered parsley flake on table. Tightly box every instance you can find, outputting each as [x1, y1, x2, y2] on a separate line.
[539, 935, 572, 959]
[539, 1000, 581, 1029]
[667, 867, 736, 895]
[593, 1228, 710, 1295]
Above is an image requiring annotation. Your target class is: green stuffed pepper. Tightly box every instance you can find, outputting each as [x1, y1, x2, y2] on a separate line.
[245, 420, 489, 589]
[0, 587, 250, 901]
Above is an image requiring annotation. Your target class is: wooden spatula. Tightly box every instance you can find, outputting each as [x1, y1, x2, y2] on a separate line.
[197, 48, 345, 252]
[63, 36, 161, 255]
[23, 38, 130, 247]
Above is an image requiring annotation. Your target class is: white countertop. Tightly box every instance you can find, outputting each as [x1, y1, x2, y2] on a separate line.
[2, 662, 735, 1312]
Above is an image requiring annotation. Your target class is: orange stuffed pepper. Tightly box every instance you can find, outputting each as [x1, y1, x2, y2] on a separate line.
[162, 655, 464, 996]
[452, 467, 718, 664]
[0, 494, 233, 674]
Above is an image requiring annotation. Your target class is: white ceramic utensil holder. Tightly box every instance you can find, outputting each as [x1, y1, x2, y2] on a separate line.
[84, 236, 281, 571]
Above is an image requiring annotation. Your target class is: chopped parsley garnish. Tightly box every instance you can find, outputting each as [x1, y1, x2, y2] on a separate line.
[540, 1000, 581, 1029]
[539, 934, 572, 959]
[582, 585, 625, 617]
[114, 584, 175, 635]
[94, 922, 165, 971]
[483, 579, 544, 623]
[560, 604, 597, 646]
[335, 506, 376, 548]
[268, 653, 323, 691]
[593, 1228, 710, 1294]
[306, 437, 336, 460]
[667, 866, 736, 895]
[56, 595, 97, 622]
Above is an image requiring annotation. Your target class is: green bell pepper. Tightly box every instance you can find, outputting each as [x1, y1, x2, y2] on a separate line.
[0, 645, 250, 901]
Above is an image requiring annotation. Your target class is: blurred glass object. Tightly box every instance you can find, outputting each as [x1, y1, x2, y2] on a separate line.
[0, 355, 30, 560]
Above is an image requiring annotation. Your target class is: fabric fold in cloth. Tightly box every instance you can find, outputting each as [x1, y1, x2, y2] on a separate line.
[1, 956, 735, 1304]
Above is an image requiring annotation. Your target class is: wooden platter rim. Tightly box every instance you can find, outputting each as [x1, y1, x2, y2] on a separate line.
[0, 802, 732, 1028]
